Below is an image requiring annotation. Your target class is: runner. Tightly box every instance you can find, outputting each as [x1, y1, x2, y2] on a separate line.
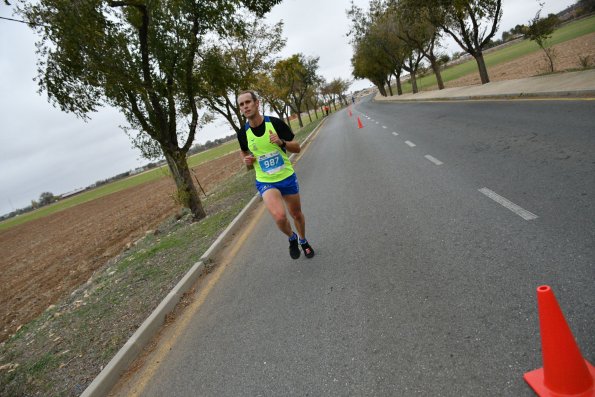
[236, 90, 315, 259]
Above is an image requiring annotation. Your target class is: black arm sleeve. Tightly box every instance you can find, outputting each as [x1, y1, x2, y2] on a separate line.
[270, 117, 295, 141]
[236, 128, 249, 152]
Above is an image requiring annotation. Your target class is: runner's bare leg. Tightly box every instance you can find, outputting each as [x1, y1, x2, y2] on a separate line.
[262, 189, 293, 237]
[282, 193, 305, 239]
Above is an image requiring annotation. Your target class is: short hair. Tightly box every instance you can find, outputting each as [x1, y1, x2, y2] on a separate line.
[238, 90, 258, 102]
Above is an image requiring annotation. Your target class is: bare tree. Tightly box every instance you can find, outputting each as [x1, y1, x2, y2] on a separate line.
[418, 0, 503, 84]
[526, 7, 559, 73]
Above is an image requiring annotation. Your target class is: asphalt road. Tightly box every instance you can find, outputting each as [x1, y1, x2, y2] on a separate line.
[123, 96, 595, 396]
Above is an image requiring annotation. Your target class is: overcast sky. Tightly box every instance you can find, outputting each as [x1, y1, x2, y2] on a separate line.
[0, 0, 576, 216]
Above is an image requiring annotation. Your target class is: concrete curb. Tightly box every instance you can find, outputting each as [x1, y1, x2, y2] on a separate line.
[374, 89, 595, 103]
[80, 260, 206, 397]
[80, 117, 327, 397]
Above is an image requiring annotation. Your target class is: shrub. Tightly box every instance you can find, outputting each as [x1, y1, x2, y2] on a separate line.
[578, 55, 592, 68]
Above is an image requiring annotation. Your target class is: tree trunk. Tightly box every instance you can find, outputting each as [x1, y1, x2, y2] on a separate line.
[544, 47, 555, 72]
[296, 111, 304, 128]
[474, 52, 490, 84]
[410, 72, 418, 94]
[393, 72, 403, 95]
[162, 147, 206, 220]
[377, 84, 387, 97]
[305, 102, 312, 123]
[386, 79, 393, 96]
[284, 106, 293, 131]
[430, 58, 445, 90]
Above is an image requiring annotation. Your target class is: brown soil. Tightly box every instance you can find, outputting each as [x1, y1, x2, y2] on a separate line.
[442, 33, 595, 88]
[0, 151, 243, 342]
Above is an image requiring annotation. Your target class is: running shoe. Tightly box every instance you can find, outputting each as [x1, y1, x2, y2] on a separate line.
[300, 242, 315, 258]
[289, 238, 301, 259]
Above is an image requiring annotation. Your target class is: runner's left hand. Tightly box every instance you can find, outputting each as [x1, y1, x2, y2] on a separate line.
[269, 132, 282, 146]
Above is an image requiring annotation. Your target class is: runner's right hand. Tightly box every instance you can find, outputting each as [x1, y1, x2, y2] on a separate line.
[244, 155, 255, 165]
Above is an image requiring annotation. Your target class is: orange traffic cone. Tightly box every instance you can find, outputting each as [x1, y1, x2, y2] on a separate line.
[524, 285, 595, 396]
[357, 116, 363, 129]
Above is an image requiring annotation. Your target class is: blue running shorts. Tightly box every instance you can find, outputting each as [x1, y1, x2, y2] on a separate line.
[255, 173, 299, 196]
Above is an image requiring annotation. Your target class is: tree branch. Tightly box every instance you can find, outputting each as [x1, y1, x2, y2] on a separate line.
[182, 14, 200, 153]
[465, 3, 481, 48]
[481, 0, 502, 47]
[441, 18, 471, 54]
[108, 2, 168, 138]
[107, 1, 144, 7]
[166, 73, 178, 147]
[126, 91, 154, 138]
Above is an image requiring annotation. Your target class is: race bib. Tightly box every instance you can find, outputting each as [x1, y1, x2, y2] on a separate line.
[258, 151, 285, 174]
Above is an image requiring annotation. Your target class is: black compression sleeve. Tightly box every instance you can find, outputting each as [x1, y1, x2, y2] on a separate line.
[237, 128, 249, 152]
[270, 117, 294, 141]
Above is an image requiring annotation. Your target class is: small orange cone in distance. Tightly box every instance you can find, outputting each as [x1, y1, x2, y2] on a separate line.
[348, 108, 352, 116]
[357, 116, 363, 129]
[524, 285, 595, 397]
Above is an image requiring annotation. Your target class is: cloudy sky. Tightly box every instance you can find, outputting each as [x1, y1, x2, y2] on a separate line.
[0, 0, 576, 216]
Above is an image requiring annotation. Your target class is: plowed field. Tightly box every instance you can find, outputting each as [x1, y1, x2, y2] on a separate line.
[0, 152, 243, 342]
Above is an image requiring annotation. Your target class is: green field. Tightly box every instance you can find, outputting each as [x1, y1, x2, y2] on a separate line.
[399, 15, 595, 93]
[0, 114, 330, 232]
[0, 140, 240, 231]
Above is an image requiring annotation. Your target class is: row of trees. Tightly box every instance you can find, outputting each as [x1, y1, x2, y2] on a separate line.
[12, 0, 350, 221]
[260, 58, 351, 129]
[349, 0, 595, 95]
[200, 20, 350, 135]
[349, 0, 504, 96]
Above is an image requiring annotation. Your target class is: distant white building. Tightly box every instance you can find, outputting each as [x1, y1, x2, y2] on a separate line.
[60, 187, 86, 199]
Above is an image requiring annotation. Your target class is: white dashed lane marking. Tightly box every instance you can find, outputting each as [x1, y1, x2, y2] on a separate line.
[392, 132, 398, 136]
[405, 141, 416, 147]
[424, 155, 443, 165]
[479, 188, 538, 221]
[382, 126, 387, 129]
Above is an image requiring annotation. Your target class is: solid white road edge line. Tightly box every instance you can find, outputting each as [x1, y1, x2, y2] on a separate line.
[424, 155, 443, 165]
[478, 188, 538, 221]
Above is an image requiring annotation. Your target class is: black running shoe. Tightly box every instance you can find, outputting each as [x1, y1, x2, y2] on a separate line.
[300, 242, 315, 258]
[289, 238, 301, 259]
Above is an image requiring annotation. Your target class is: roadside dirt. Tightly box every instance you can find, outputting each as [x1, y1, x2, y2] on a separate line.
[441, 32, 595, 88]
[0, 152, 243, 342]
